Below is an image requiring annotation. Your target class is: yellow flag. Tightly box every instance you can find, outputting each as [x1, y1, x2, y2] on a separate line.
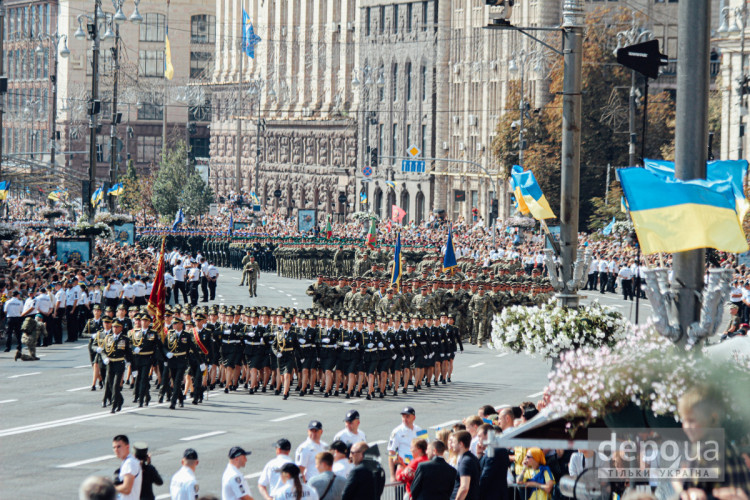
[164, 32, 174, 80]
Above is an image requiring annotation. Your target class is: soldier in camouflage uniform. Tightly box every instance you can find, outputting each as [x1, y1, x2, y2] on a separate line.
[246, 256, 261, 297]
[468, 285, 495, 347]
[240, 251, 253, 285]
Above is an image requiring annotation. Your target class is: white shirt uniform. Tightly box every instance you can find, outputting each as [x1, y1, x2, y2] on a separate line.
[22, 297, 37, 315]
[133, 281, 146, 298]
[258, 454, 294, 497]
[54, 289, 66, 312]
[90, 289, 102, 305]
[295, 438, 329, 481]
[272, 481, 319, 500]
[4, 297, 23, 317]
[387, 423, 424, 461]
[122, 284, 136, 301]
[165, 272, 175, 288]
[170, 465, 199, 500]
[332, 458, 353, 479]
[118, 455, 143, 500]
[207, 265, 219, 279]
[332, 428, 367, 447]
[35, 293, 52, 315]
[66, 285, 81, 307]
[173, 265, 185, 282]
[188, 268, 201, 283]
[222, 463, 251, 500]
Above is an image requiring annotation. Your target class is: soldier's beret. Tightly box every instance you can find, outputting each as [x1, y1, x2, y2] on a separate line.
[195, 313, 207, 320]
[93, 304, 102, 310]
[173, 317, 184, 325]
[112, 319, 123, 327]
[102, 317, 113, 323]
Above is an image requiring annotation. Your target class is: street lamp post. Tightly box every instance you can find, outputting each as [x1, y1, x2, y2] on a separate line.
[352, 65, 382, 214]
[35, 32, 70, 182]
[247, 79, 274, 202]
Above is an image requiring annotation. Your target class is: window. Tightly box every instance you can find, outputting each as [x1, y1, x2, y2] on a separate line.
[392, 123, 398, 156]
[380, 6, 385, 33]
[190, 51, 212, 78]
[365, 7, 371, 36]
[407, 3, 413, 32]
[378, 124, 384, 156]
[191, 14, 215, 44]
[393, 4, 399, 33]
[379, 66, 385, 101]
[422, 1, 428, 30]
[421, 124, 427, 157]
[392, 64, 398, 102]
[137, 97, 163, 121]
[421, 65, 427, 101]
[406, 63, 412, 101]
[406, 124, 412, 147]
[140, 13, 165, 42]
[139, 50, 165, 77]
[137, 136, 162, 163]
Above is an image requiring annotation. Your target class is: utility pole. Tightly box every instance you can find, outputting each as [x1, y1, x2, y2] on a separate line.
[86, 2, 102, 221]
[672, 0, 710, 345]
[254, 88, 261, 197]
[558, 0, 584, 307]
[738, 3, 747, 159]
[109, 23, 120, 211]
[235, 44, 244, 193]
[0, 4, 5, 180]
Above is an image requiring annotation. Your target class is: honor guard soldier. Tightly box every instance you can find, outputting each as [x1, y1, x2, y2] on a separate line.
[221, 308, 244, 393]
[102, 319, 133, 413]
[243, 311, 266, 394]
[162, 317, 198, 409]
[318, 314, 339, 397]
[189, 312, 212, 404]
[272, 317, 299, 400]
[131, 313, 162, 407]
[90, 316, 112, 394]
[296, 314, 318, 396]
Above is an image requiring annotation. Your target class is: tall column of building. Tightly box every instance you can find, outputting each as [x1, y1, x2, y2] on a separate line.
[434, 0, 452, 213]
[323, 1, 336, 112]
[310, 1, 322, 110]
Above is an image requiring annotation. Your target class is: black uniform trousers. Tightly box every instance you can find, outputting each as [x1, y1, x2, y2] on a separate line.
[5, 317, 23, 350]
[188, 281, 199, 306]
[174, 281, 187, 304]
[133, 355, 153, 404]
[167, 357, 188, 406]
[65, 306, 79, 342]
[104, 360, 126, 408]
[207, 280, 217, 301]
[200, 277, 209, 302]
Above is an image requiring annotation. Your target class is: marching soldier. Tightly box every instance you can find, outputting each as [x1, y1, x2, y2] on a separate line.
[243, 311, 266, 394]
[246, 257, 261, 298]
[131, 313, 162, 407]
[240, 251, 252, 286]
[272, 317, 299, 400]
[102, 319, 133, 413]
[162, 317, 197, 410]
[468, 285, 495, 348]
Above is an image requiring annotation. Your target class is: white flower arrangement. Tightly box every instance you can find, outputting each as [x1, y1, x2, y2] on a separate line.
[72, 221, 113, 239]
[490, 300, 629, 360]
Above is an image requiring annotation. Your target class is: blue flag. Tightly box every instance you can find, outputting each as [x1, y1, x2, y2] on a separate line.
[391, 232, 402, 291]
[602, 217, 615, 236]
[442, 226, 458, 272]
[242, 10, 262, 58]
[172, 208, 184, 231]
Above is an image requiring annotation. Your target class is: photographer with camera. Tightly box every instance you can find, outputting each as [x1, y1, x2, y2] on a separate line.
[133, 442, 163, 500]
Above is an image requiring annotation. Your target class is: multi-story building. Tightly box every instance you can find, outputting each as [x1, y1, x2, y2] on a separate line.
[2, 0, 214, 192]
[209, 0, 358, 219]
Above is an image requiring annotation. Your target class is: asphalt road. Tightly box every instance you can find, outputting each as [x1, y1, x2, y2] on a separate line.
[0, 268, 653, 499]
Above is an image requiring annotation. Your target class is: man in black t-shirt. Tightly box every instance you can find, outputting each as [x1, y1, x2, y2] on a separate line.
[451, 430, 480, 500]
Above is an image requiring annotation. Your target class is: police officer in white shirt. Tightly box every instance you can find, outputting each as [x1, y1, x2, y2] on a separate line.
[222, 446, 253, 500]
[4, 290, 24, 351]
[617, 263, 634, 301]
[187, 263, 201, 306]
[587, 255, 599, 291]
[133, 276, 147, 307]
[597, 258, 609, 293]
[52, 282, 66, 344]
[35, 287, 53, 346]
[329, 441, 353, 479]
[200, 258, 210, 303]
[295, 421, 329, 481]
[113, 435, 143, 500]
[66, 278, 82, 341]
[259, 439, 294, 500]
[122, 279, 136, 308]
[206, 262, 219, 301]
[170, 448, 200, 500]
[387, 407, 424, 481]
[104, 279, 120, 310]
[173, 260, 187, 304]
[332, 410, 367, 447]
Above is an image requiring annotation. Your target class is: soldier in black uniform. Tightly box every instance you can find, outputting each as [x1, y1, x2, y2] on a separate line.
[338, 318, 361, 399]
[272, 317, 299, 400]
[427, 316, 442, 387]
[243, 311, 266, 394]
[86, 305, 105, 391]
[131, 313, 162, 407]
[262, 310, 278, 393]
[412, 316, 430, 392]
[318, 314, 339, 397]
[220, 308, 244, 393]
[208, 308, 221, 389]
[162, 317, 197, 409]
[296, 314, 318, 396]
[392, 316, 411, 395]
[360, 318, 380, 400]
[189, 312, 213, 404]
[102, 319, 133, 413]
[444, 314, 462, 383]
[376, 317, 394, 399]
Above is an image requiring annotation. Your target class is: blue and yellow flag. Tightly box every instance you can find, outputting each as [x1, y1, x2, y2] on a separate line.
[385, 180, 396, 191]
[509, 165, 531, 216]
[250, 191, 260, 206]
[242, 10, 262, 58]
[107, 183, 123, 196]
[91, 187, 103, 208]
[644, 158, 749, 222]
[602, 217, 615, 236]
[0, 181, 10, 201]
[391, 232, 402, 292]
[442, 226, 458, 273]
[619, 167, 748, 254]
[360, 192, 367, 205]
[164, 28, 174, 80]
[511, 167, 555, 220]
[48, 189, 63, 201]
[620, 196, 629, 213]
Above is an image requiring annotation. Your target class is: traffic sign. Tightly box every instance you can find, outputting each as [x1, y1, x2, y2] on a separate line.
[616, 39, 668, 79]
[407, 145, 421, 158]
[274, 189, 282, 198]
[401, 159, 425, 173]
[362, 166, 373, 177]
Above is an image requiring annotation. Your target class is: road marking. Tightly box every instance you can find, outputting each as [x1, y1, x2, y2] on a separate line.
[430, 419, 461, 429]
[58, 454, 115, 468]
[269, 286, 276, 290]
[37, 354, 47, 357]
[495, 353, 509, 358]
[74, 345, 88, 349]
[343, 399, 359, 404]
[527, 391, 545, 398]
[8, 372, 41, 379]
[368, 440, 387, 446]
[156, 495, 171, 500]
[67, 386, 92, 392]
[285, 293, 292, 297]
[0, 399, 18, 404]
[74, 364, 91, 369]
[180, 430, 227, 441]
[218, 295, 224, 298]
[468, 362, 485, 368]
[244, 471, 262, 479]
[0, 403, 168, 438]
[270, 412, 306, 422]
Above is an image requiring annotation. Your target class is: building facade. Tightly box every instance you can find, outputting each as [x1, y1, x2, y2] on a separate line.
[209, 0, 359, 219]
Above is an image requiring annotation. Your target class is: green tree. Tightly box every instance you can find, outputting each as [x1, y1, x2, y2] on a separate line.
[119, 160, 140, 213]
[588, 184, 625, 230]
[151, 141, 214, 217]
[492, 7, 676, 230]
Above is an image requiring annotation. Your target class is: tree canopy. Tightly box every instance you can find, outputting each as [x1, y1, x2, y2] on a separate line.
[151, 141, 215, 217]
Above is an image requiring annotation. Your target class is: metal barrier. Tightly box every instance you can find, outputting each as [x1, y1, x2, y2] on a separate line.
[381, 481, 407, 500]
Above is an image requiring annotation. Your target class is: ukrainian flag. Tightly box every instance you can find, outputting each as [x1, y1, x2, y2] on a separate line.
[442, 226, 458, 273]
[385, 180, 397, 191]
[250, 191, 260, 205]
[164, 28, 174, 80]
[391, 232, 402, 291]
[0, 181, 8, 201]
[619, 167, 749, 254]
[511, 168, 555, 220]
[48, 189, 63, 202]
[91, 187, 103, 208]
[644, 158, 749, 222]
[107, 183, 124, 196]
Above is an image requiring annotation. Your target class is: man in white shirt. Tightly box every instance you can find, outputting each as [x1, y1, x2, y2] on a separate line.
[66, 278, 82, 341]
[52, 282, 66, 344]
[295, 420, 329, 481]
[35, 287, 54, 347]
[121, 279, 136, 308]
[617, 262, 634, 301]
[258, 439, 294, 500]
[387, 407, 425, 481]
[164, 271, 174, 305]
[4, 290, 24, 352]
[330, 440, 353, 479]
[170, 448, 200, 500]
[206, 262, 219, 301]
[222, 447, 253, 500]
[332, 410, 367, 447]
[200, 258, 210, 303]
[112, 435, 142, 500]
[597, 258, 609, 293]
[187, 263, 201, 307]
[173, 260, 187, 304]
